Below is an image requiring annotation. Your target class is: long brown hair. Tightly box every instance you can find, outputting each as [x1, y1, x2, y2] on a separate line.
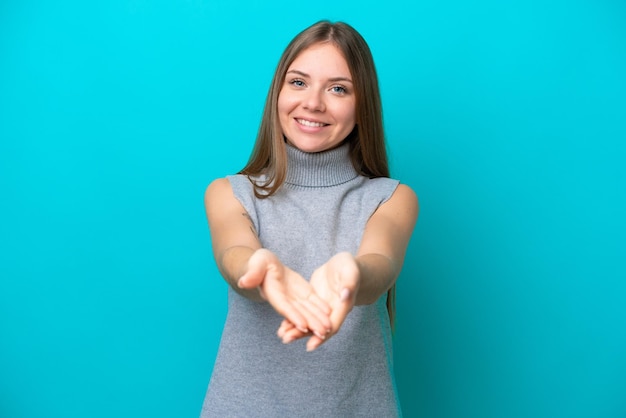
[240, 21, 397, 328]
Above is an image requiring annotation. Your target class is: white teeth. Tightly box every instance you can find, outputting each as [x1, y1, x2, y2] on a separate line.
[297, 119, 326, 127]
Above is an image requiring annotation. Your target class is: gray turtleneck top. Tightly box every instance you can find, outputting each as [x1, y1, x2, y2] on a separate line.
[201, 143, 401, 417]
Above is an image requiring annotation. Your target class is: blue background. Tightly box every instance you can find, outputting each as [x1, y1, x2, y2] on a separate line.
[1, 1, 625, 417]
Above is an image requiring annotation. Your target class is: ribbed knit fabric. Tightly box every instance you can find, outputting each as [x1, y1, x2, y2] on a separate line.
[200, 142, 402, 417]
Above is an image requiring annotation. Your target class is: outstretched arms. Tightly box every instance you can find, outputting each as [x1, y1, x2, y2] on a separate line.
[206, 179, 418, 351]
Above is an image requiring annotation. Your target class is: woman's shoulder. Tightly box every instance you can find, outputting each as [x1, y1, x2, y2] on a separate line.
[380, 182, 419, 220]
[205, 175, 262, 217]
[206, 174, 255, 196]
[362, 177, 417, 206]
[392, 183, 418, 205]
[204, 177, 234, 205]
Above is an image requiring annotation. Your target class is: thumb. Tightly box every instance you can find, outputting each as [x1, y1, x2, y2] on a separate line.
[238, 251, 269, 289]
[337, 257, 360, 302]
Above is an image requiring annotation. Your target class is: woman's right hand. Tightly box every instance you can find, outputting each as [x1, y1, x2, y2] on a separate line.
[205, 179, 330, 339]
[238, 248, 332, 340]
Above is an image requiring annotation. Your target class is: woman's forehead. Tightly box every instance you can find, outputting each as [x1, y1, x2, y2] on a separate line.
[287, 43, 351, 78]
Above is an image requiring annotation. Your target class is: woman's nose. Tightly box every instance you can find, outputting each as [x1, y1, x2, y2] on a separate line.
[302, 89, 325, 112]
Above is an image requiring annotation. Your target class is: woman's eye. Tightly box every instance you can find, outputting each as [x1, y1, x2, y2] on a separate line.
[331, 85, 347, 94]
[290, 79, 305, 87]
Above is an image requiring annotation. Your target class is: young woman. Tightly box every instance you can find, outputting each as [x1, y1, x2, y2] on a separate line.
[201, 20, 418, 417]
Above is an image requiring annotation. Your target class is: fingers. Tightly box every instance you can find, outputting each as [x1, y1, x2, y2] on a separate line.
[277, 319, 308, 343]
[277, 310, 328, 343]
[242, 249, 354, 351]
[265, 291, 311, 334]
[263, 278, 330, 336]
[306, 291, 354, 351]
[285, 300, 330, 339]
[294, 255, 358, 351]
[293, 293, 332, 337]
[305, 291, 332, 315]
[277, 319, 294, 338]
[277, 319, 325, 349]
[306, 335, 326, 352]
[278, 286, 354, 351]
[262, 269, 332, 338]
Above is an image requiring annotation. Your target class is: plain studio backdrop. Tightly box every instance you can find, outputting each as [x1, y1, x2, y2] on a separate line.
[1, 1, 625, 417]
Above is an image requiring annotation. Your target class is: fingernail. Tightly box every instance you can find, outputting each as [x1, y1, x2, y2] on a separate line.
[297, 326, 308, 333]
[340, 288, 350, 301]
[314, 331, 326, 340]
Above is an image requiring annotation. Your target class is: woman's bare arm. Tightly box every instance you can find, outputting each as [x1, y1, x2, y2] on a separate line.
[353, 183, 419, 305]
[205, 178, 264, 301]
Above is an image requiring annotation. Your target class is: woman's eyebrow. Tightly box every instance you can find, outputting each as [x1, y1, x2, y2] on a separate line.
[286, 69, 353, 83]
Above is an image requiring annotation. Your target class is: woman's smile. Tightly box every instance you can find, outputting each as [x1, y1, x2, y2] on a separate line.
[296, 118, 328, 128]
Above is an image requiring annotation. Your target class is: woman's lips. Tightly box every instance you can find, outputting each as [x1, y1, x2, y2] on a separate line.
[296, 118, 329, 128]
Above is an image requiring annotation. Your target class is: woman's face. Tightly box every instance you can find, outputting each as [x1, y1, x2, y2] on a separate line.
[278, 42, 356, 153]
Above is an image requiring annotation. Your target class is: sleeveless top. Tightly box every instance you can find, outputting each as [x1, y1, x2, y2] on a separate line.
[200, 142, 402, 417]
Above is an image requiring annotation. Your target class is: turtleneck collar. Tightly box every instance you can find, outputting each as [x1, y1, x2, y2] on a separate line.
[285, 142, 358, 187]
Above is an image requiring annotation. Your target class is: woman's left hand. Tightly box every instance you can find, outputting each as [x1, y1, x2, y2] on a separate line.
[277, 252, 359, 351]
